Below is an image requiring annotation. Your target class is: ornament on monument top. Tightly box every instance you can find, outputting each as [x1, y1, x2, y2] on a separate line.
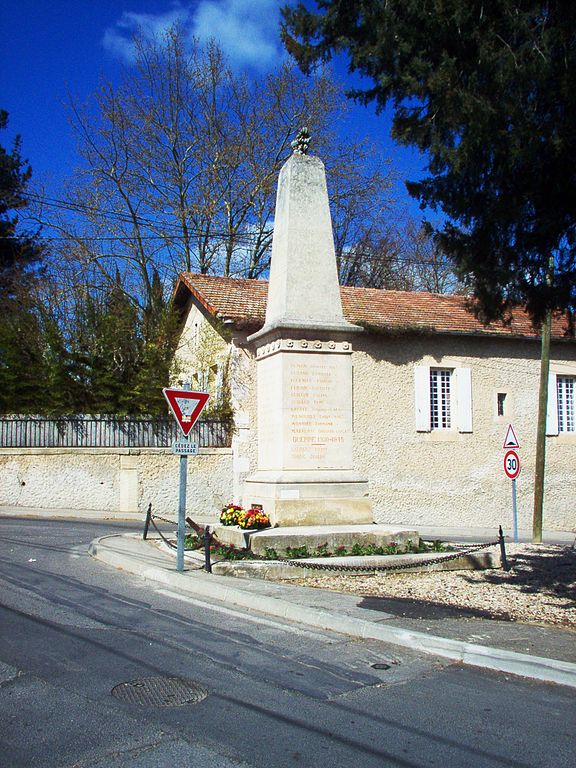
[291, 126, 311, 155]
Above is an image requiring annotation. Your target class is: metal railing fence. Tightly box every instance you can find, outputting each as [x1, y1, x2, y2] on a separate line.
[0, 416, 232, 449]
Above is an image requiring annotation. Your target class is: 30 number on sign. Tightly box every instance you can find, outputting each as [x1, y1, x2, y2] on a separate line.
[503, 450, 521, 480]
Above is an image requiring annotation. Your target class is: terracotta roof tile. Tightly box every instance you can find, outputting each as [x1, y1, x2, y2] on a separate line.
[176, 273, 574, 341]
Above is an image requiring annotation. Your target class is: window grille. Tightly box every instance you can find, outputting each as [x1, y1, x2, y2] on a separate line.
[557, 376, 575, 433]
[430, 369, 452, 429]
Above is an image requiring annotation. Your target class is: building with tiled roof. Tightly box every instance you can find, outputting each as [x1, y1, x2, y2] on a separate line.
[174, 272, 573, 340]
[173, 272, 576, 533]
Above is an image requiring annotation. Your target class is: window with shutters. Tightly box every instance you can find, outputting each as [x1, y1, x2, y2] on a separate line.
[557, 376, 575, 433]
[430, 369, 452, 430]
[414, 364, 472, 433]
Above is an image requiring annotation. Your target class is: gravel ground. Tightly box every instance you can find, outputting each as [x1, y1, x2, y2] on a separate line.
[287, 543, 576, 630]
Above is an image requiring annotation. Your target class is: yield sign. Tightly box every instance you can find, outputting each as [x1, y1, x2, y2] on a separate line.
[163, 388, 210, 437]
[503, 424, 520, 449]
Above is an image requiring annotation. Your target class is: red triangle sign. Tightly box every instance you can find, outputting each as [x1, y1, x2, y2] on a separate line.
[503, 424, 520, 449]
[163, 388, 210, 437]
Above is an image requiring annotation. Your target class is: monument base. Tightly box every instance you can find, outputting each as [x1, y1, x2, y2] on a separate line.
[243, 470, 373, 527]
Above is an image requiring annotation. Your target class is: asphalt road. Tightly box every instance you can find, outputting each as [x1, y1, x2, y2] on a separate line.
[0, 517, 574, 768]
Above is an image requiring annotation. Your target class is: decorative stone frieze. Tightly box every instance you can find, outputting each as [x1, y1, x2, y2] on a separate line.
[255, 338, 354, 360]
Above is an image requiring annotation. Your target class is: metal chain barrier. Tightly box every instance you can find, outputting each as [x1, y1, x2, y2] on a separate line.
[142, 504, 206, 569]
[283, 538, 502, 573]
[149, 513, 181, 526]
[143, 504, 509, 575]
[146, 512, 178, 550]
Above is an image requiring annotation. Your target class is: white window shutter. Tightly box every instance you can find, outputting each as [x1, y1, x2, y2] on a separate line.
[456, 367, 473, 433]
[414, 365, 431, 431]
[546, 373, 559, 435]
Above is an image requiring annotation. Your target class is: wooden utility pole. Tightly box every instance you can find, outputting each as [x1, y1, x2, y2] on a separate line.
[532, 308, 551, 544]
[532, 255, 555, 544]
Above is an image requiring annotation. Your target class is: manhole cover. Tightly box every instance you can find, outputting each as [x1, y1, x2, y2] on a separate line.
[111, 677, 208, 707]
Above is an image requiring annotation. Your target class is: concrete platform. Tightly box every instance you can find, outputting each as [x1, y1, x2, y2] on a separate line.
[208, 549, 499, 580]
[213, 524, 420, 556]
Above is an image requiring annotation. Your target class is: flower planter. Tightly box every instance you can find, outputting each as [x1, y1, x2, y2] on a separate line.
[214, 524, 252, 549]
[214, 524, 272, 550]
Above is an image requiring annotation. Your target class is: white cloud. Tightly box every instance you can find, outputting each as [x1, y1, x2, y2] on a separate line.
[191, 0, 282, 70]
[102, 0, 284, 70]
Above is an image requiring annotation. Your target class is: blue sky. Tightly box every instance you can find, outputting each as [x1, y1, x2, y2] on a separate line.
[1, 0, 433, 223]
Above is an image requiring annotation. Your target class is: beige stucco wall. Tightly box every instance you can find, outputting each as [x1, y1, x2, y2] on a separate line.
[352, 333, 576, 532]
[0, 448, 233, 517]
[228, 333, 258, 504]
[176, 308, 576, 531]
[174, 300, 229, 392]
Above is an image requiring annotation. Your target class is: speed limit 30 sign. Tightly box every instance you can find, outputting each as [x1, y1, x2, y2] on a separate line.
[503, 449, 521, 480]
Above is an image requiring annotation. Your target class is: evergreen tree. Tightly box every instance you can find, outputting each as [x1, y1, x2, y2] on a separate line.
[282, 1, 576, 324]
[40, 315, 87, 415]
[0, 296, 47, 413]
[0, 111, 180, 417]
[130, 269, 180, 415]
[58, 269, 179, 416]
[0, 109, 42, 296]
[85, 272, 141, 414]
[0, 110, 48, 413]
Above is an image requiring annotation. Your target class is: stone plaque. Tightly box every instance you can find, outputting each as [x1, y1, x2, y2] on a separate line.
[257, 350, 352, 471]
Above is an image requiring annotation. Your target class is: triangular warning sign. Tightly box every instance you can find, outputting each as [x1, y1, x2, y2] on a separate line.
[503, 424, 520, 449]
[163, 388, 210, 437]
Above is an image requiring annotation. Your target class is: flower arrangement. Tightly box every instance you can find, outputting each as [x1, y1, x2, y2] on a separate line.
[220, 504, 243, 526]
[237, 507, 270, 530]
[220, 504, 270, 530]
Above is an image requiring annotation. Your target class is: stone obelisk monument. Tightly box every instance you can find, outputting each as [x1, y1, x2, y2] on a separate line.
[243, 130, 372, 527]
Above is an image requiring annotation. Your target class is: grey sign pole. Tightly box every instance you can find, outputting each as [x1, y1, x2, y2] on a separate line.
[177, 448, 188, 572]
[173, 437, 200, 572]
[511, 478, 519, 543]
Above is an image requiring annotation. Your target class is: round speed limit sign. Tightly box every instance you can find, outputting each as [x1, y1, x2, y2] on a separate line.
[503, 449, 521, 480]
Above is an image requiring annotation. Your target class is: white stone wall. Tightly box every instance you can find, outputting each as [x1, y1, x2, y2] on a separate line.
[0, 448, 233, 517]
[0, 449, 119, 511]
[138, 449, 233, 516]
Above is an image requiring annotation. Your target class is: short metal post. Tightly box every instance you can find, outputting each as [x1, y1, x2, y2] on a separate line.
[204, 526, 212, 573]
[143, 503, 152, 540]
[176, 454, 187, 572]
[498, 525, 510, 571]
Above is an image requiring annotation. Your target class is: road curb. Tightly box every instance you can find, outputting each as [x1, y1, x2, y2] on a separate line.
[89, 534, 576, 689]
